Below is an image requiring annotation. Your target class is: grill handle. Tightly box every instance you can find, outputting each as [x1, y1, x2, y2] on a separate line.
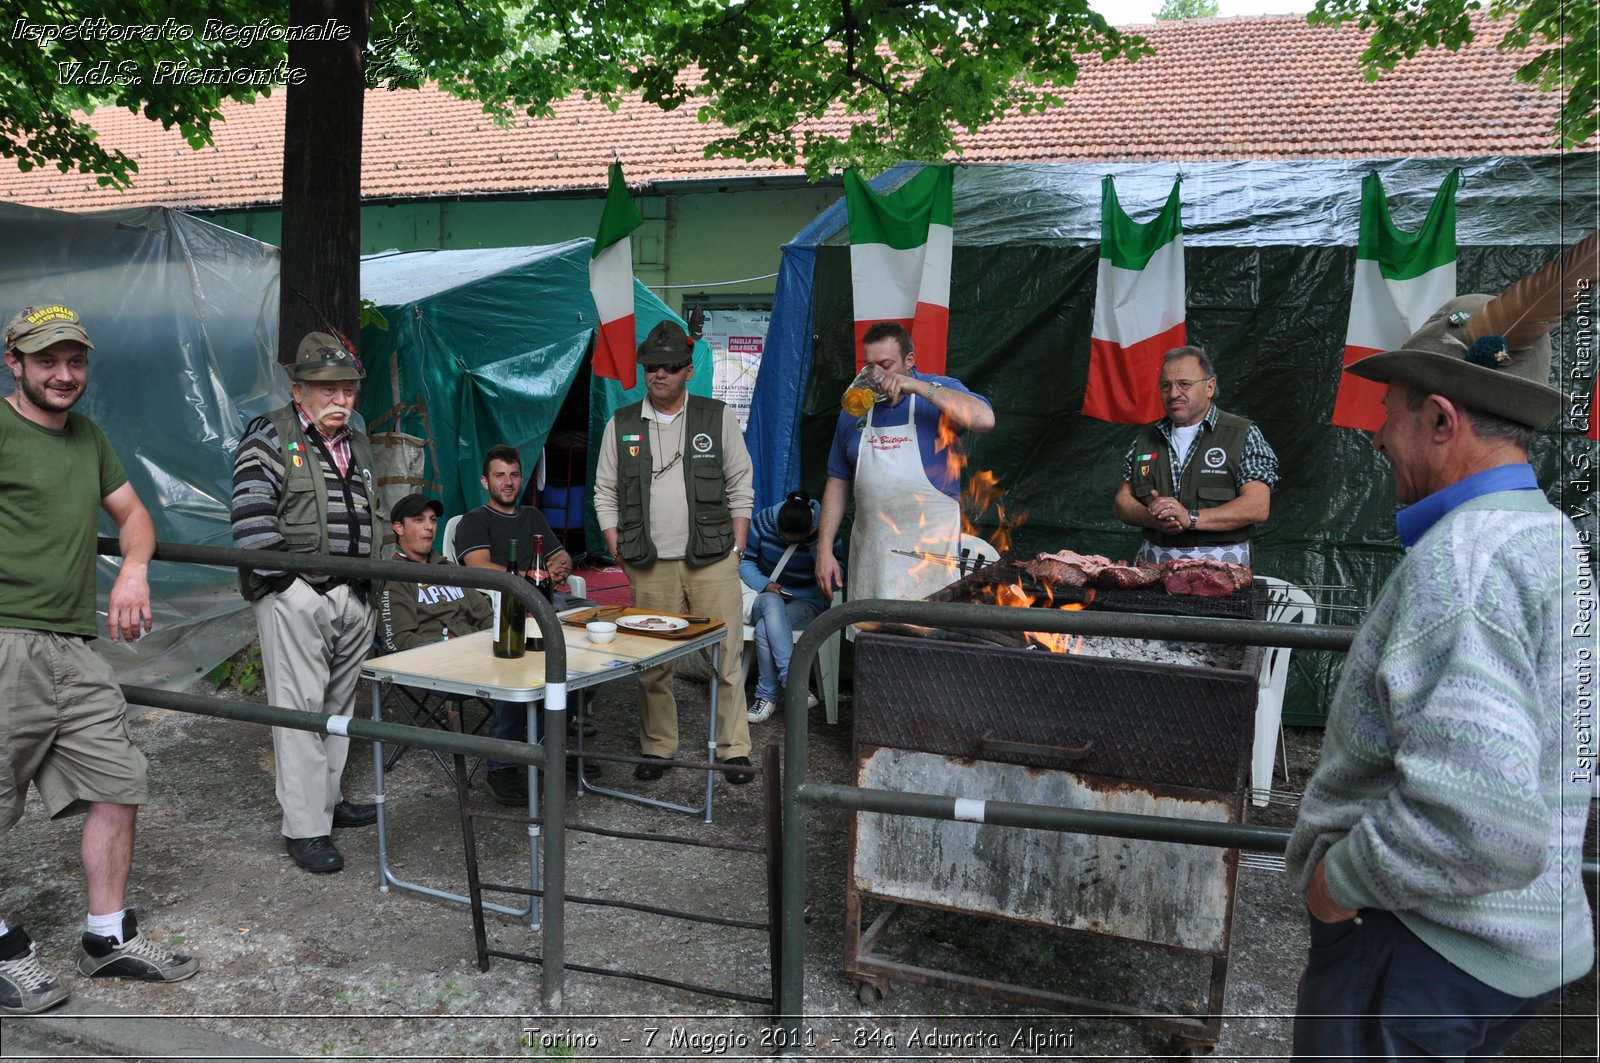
[976, 732, 1095, 766]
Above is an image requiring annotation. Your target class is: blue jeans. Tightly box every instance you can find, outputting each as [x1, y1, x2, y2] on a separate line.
[486, 699, 539, 773]
[750, 590, 824, 703]
[1292, 907, 1560, 1061]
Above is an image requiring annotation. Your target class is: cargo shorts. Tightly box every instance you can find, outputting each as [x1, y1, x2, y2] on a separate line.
[0, 628, 149, 829]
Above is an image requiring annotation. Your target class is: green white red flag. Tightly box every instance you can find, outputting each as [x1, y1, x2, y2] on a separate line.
[845, 165, 954, 374]
[1083, 177, 1186, 424]
[589, 162, 644, 389]
[1331, 170, 1459, 431]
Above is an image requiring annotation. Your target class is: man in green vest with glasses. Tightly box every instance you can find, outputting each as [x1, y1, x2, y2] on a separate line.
[232, 333, 384, 873]
[594, 320, 756, 785]
[1112, 346, 1278, 565]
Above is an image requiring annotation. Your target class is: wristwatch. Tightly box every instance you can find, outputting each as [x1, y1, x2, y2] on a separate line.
[1188, 509, 1199, 530]
[927, 381, 943, 401]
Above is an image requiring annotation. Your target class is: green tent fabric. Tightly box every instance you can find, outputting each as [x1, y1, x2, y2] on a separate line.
[358, 241, 709, 548]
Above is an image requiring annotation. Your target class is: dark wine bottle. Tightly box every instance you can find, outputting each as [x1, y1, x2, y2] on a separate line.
[494, 537, 527, 659]
[525, 533, 554, 651]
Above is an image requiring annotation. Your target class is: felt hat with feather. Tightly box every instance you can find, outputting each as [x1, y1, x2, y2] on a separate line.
[1346, 231, 1597, 428]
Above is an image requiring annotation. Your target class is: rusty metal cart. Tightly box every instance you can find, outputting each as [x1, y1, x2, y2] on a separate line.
[844, 611, 1262, 1055]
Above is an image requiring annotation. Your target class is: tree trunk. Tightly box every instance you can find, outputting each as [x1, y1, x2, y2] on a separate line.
[279, 0, 370, 364]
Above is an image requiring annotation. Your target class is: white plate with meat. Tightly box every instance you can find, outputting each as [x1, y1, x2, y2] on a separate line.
[617, 614, 690, 633]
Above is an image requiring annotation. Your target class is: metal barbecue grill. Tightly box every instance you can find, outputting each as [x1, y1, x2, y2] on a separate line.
[841, 563, 1268, 1053]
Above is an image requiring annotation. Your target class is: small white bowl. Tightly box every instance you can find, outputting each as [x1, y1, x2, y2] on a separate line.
[586, 620, 618, 644]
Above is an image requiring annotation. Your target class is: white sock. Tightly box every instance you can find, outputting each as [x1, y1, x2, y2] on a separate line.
[86, 910, 125, 943]
[0, 919, 10, 939]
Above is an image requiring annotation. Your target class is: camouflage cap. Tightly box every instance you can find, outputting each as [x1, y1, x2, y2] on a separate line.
[289, 331, 364, 382]
[4, 304, 94, 354]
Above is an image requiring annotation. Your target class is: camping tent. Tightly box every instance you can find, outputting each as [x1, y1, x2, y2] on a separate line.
[748, 156, 1598, 721]
[0, 202, 285, 685]
[357, 241, 712, 553]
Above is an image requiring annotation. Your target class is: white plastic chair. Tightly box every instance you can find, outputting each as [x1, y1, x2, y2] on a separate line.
[440, 514, 463, 562]
[1252, 576, 1316, 807]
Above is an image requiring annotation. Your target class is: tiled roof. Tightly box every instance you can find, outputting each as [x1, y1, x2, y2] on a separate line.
[2, 14, 1574, 212]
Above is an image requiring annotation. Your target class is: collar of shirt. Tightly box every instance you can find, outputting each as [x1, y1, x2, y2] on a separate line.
[1394, 463, 1541, 548]
[1157, 403, 1219, 440]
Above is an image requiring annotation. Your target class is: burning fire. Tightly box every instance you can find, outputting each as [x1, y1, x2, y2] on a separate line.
[975, 577, 1095, 654]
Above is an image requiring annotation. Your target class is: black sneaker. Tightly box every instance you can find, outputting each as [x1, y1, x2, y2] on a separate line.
[633, 754, 669, 781]
[0, 928, 69, 1014]
[77, 911, 198, 983]
[720, 755, 756, 785]
[486, 767, 529, 805]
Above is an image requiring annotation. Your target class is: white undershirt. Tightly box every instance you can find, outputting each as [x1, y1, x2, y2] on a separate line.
[1171, 422, 1203, 473]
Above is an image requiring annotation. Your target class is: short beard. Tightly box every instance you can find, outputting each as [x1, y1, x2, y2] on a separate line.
[20, 372, 83, 412]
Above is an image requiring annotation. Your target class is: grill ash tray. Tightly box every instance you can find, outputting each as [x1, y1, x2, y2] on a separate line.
[853, 631, 1261, 795]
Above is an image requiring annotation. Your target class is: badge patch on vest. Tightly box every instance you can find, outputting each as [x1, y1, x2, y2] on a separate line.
[623, 434, 641, 442]
[292, 454, 303, 468]
[628, 446, 639, 458]
[691, 432, 713, 454]
[1203, 447, 1227, 469]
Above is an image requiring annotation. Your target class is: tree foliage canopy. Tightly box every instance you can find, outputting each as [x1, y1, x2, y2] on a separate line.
[1, 0, 1147, 186]
[1310, 0, 1595, 147]
[1155, 0, 1221, 20]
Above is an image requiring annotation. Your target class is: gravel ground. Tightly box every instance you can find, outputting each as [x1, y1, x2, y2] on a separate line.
[0, 655, 1594, 1061]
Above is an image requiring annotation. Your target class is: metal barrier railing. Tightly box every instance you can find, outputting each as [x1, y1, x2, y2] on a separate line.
[775, 598, 1599, 1046]
[98, 541, 1597, 1021]
[102, 537, 577, 1006]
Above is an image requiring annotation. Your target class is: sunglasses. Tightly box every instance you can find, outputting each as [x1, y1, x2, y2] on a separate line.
[647, 362, 690, 375]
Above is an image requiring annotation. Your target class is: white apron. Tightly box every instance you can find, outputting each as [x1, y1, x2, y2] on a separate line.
[848, 395, 962, 602]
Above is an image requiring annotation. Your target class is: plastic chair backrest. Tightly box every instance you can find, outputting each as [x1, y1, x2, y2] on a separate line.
[440, 514, 463, 563]
[1251, 576, 1317, 806]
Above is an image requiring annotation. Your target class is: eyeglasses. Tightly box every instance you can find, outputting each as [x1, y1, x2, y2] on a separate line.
[1158, 377, 1212, 393]
[647, 362, 690, 375]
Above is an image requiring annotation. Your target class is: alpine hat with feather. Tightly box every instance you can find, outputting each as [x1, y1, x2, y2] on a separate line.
[1346, 231, 1597, 429]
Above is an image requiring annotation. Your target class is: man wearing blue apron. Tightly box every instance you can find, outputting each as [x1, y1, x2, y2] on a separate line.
[816, 321, 995, 605]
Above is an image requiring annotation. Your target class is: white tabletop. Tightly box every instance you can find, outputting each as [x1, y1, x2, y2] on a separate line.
[361, 623, 727, 702]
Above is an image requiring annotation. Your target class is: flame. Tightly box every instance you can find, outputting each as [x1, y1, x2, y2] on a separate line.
[971, 577, 1094, 655]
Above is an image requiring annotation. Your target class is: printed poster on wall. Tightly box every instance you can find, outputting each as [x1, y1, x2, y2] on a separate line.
[703, 308, 771, 432]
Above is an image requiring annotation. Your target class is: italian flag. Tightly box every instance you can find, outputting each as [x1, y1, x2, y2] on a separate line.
[1083, 176, 1186, 425]
[845, 165, 954, 374]
[588, 162, 644, 389]
[1331, 170, 1459, 432]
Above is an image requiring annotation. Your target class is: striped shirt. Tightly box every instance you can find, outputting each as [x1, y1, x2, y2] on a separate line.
[231, 406, 373, 576]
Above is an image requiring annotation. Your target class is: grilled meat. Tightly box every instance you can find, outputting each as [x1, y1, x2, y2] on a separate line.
[1094, 560, 1163, 589]
[1019, 550, 1113, 588]
[1162, 558, 1252, 597]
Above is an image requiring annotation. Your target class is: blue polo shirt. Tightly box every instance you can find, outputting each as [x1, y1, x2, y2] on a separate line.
[825, 370, 990, 500]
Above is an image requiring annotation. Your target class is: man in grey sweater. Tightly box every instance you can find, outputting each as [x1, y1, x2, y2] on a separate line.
[1285, 267, 1594, 1059]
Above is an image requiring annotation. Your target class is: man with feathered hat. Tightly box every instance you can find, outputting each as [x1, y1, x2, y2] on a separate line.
[1286, 234, 1596, 1059]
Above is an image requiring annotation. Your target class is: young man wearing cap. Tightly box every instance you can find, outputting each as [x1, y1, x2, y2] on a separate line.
[593, 320, 757, 784]
[1286, 271, 1595, 1057]
[0, 304, 198, 1014]
[1111, 346, 1278, 566]
[231, 332, 384, 873]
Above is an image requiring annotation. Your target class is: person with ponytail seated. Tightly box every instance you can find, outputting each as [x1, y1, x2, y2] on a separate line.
[740, 492, 843, 724]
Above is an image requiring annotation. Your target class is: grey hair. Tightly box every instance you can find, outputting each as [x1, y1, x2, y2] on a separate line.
[1400, 383, 1536, 451]
[1162, 345, 1218, 396]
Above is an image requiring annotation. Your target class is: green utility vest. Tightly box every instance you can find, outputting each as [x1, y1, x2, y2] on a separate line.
[238, 405, 384, 601]
[612, 397, 733, 568]
[1129, 410, 1254, 549]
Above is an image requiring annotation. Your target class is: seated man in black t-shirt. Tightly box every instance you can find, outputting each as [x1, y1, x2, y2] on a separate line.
[455, 444, 599, 791]
[455, 443, 583, 606]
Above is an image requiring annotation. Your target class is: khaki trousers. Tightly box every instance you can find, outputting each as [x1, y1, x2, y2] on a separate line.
[253, 580, 374, 838]
[623, 552, 749, 761]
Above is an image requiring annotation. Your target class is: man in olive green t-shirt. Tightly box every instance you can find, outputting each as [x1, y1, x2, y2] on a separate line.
[0, 304, 197, 1016]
